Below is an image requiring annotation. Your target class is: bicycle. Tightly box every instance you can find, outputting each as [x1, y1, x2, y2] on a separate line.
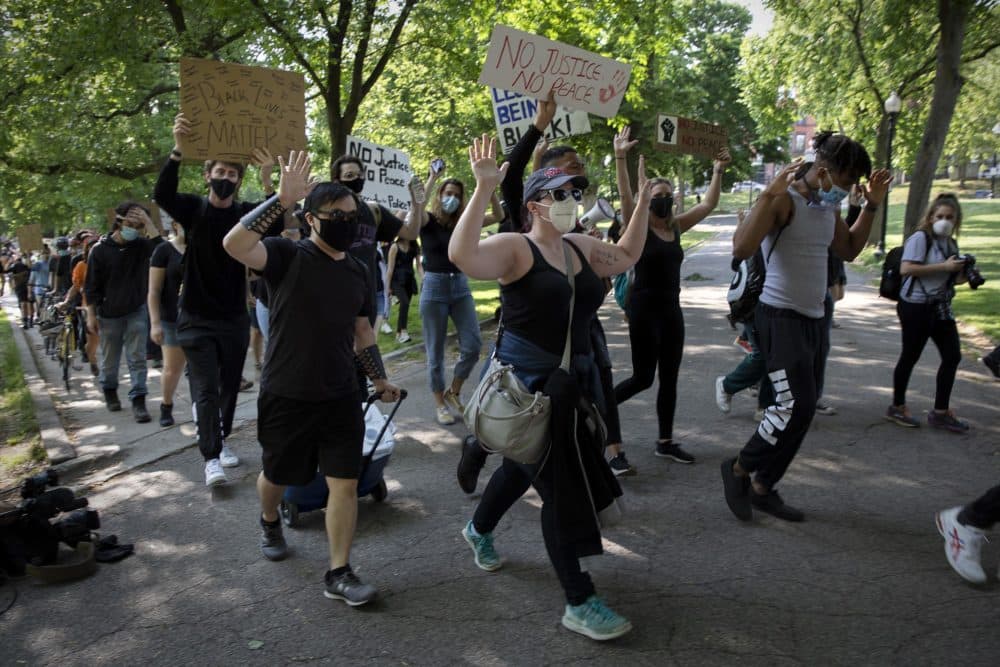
[54, 307, 82, 392]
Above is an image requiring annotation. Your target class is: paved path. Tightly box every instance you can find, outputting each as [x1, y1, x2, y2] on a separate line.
[3, 216, 999, 665]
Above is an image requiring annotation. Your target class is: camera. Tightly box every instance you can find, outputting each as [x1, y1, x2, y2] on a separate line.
[957, 254, 985, 289]
[431, 158, 445, 174]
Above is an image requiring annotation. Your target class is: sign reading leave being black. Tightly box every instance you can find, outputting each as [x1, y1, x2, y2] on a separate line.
[178, 58, 307, 163]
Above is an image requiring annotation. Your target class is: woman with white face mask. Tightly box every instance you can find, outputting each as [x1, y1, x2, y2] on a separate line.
[887, 194, 971, 432]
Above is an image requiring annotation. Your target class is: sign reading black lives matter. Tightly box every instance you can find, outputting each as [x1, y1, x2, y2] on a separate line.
[654, 113, 728, 160]
[178, 58, 306, 163]
[346, 135, 413, 211]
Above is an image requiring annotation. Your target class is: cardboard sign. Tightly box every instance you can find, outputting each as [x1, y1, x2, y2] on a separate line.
[346, 136, 413, 211]
[178, 58, 306, 163]
[16, 224, 43, 253]
[491, 88, 591, 154]
[654, 114, 728, 159]
[478, 25, 632, 118]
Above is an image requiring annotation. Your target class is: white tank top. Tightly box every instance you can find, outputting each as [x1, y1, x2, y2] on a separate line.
[759, 187, 836, 319]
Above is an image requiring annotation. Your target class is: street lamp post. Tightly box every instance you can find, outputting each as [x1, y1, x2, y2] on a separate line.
[991, 122, 1000, 199]
[876, 91, 902, 257]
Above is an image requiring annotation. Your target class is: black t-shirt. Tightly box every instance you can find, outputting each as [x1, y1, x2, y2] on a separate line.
[150, 241, 184, 323]
[631, 228, 684, 298]
[154, 159, 262, 323]
[348, 199, 404, 322]
[8, 260, 29, 290]
[419, 213, 460, 273]
[84, 234, 163, 318]
[49, 254, 72, 294]
[249, 274, 269, 308]
[259, 238, 373, 401]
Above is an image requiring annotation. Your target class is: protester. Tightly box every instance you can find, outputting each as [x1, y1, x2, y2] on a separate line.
[31, 245, 51, 307]
[223, 151, 402, 607]
[49, 237, 72, 296]
[450, 136, 651, 641]
[936, 485, 1000, 584]
[148, 218, 187, 427]
[721, 132, 889, 523]
[385, 237, 421, 343]
[612, 140, 731, 464]
[3, 253, 32, 328]
[84, 203, 162, 422]
[983, 344, 1000, 380]
[886, 194, 971, 433]
[410, 163, 498, 425]
[59, 237, 99, 376]
[374, 241, 392, 335]
[154, 112, 275, 486]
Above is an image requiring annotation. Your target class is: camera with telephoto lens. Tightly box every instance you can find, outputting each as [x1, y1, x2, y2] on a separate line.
[957, 254, 985, 289]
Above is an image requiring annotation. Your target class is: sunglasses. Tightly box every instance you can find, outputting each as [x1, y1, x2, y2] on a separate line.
[537, 188, 583, 203]
[311, 210, 358, 224]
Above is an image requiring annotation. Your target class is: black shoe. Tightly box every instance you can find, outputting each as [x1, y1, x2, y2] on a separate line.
[608, 452, 637, 477]
[132, 397, 151, 423]
[457, 436, 488, 494]
[159, 402, 175, 427]
[655, 441, 695, 463]
[721, 457, 752, 521]
[104, 389, 121, 412]
[984, 355, 1000, 380]
[260, 516, 288, 561]
[324, 567, 376, 606]
[750, 489, 804, 522]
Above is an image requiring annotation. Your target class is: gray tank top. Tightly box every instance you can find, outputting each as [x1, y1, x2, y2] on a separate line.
[759, 187, 836, 319]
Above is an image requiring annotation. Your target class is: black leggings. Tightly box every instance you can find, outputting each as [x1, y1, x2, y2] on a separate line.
[892, 300, 961, 410]
[959, 484, 1000, 530]
[394, 290, 412, 332]
[614, 293, 684, 441]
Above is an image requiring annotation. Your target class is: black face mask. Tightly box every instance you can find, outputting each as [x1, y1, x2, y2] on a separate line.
[342, 178, 365, 194]
[650, 196, 673, 219]
[210, 178, 237, 199]
[312, 213, 356, 251]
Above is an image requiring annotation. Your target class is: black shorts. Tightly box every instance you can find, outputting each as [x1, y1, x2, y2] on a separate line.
[14, 286, 29, 304]
[257, 390, 364, 486]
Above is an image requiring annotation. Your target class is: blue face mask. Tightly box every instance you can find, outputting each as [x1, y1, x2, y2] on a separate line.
[814, 171, 849, 207]
[441, 195, 460, 214]
[120, 227, 140, 241]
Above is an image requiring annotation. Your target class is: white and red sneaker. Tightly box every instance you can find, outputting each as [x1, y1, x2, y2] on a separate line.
[935, 507, 988, 584]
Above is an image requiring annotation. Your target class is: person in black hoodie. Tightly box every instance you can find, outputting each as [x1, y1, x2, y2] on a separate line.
[84, 202, 162, 422]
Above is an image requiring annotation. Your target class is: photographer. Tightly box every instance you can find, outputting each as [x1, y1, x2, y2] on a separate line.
[887, 194, 972, 432]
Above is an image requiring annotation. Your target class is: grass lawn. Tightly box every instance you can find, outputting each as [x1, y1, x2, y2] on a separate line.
[0, 309, 45, 488]
[852, 179, 1000, 342]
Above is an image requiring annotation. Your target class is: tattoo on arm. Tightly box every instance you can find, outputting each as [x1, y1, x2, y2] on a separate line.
[593, 246, 619, 266]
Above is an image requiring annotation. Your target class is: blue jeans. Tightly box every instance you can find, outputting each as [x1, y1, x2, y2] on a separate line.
[419, 272, 482, 393]
[98, 305, 148, 400]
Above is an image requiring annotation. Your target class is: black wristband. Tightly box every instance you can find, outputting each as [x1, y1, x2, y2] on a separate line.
[240, 195, 285, 235]
[864, 203, 879, 213]
[356, 344, 387, 380]
[170, 149, 182, 159]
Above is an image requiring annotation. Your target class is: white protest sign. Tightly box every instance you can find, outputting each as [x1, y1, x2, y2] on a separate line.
[346, 135, 413, 211]
[491, 88, 592, 154]
[478, 24, 632, 119]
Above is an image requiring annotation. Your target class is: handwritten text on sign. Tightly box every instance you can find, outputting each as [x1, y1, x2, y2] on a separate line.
[16, 224, 43, 253]
[491, 88, 591, 154]
[478, 25, 632, 119]
[654, 114, 728, 160]
[178, 58, 306, 163]
[346, 136, 413, 211]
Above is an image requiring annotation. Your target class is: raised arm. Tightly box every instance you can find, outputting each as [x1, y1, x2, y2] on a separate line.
[385, 242, 398, 294]
[252, 148, 276, 197]
[829, 168, 891, 261]
[148, 265, 166, 345]
[674, 148, 731, 233]
[733, 163, 797, 260]
[613, 126, 638, 225]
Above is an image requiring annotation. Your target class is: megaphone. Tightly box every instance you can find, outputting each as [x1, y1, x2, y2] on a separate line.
[579, 198, 615, 230]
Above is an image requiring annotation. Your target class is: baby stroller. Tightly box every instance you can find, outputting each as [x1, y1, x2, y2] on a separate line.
[279, 390, 407, 527]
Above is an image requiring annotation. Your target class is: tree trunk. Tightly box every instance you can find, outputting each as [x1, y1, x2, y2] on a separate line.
[867, 114, 891, 245]
[903, 0, 970, 239]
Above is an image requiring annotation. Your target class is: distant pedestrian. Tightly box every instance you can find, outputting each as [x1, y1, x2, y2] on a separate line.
[385, 238, 421, 344]
[148, 218, 187, 427]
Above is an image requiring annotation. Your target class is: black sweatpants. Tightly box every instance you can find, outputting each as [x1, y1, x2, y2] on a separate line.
[178, 317, 250, 461]
[959, 484, 1000, 530]
[614, 293, 684, 441]
[395, 290, 412, 332]
[590, 318, 622, 445]
[737, 303, 823, 491]
[473, 457, 595, 606]
[892, 300, 961, 410]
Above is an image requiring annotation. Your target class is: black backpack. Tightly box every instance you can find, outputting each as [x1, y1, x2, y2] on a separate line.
[879, 230, 930, 301]
[726, 224, 787, 327]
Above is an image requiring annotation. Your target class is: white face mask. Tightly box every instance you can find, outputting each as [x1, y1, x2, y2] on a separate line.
[538, 197, 578, 234]
[932, 219, 954, 237]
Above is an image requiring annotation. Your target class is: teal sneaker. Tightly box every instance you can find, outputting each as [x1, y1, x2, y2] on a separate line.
[561, 595, 633, 641]
[461, 520, 501, 571]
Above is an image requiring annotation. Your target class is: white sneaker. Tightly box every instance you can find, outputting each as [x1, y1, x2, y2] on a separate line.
[715, 376, 732, 414]
[205, 459, 227, 486]
[219, 445, 240, 468]
[936, 506, 988, 584]
[436, 406, 456, 425]
[396, 332, 411, 344]
[380, 321, 393, 335]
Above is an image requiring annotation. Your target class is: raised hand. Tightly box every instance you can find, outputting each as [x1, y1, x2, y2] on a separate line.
[534, 91, 557, 131]
[713, 148, 732, 171]
[764, 161, 801, 197]
[172, 113, 190, 148]
[636, 154, 648, 191]
[276, 151, 315, 208]
[863, 168, 892, 206]
[848, 183, 864, 207]
[468, 134, 509, 191]
[614, 126, 639, 157]
[532, 137, 550, 170]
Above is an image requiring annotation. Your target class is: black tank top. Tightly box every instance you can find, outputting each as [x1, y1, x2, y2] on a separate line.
[390, 242, 418, 280]
[631, 227, 683, 297]
[419, 213, 460, 273]
[500, 238, 606, 356]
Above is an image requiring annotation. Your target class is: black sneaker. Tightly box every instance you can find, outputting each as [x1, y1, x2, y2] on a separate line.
[159, 402, 174, 427]
[104, 389, 121, 412]
[750, 489, 805, 522]
[655, 442, 695, 463]
[981, 355, 999, 380]
[324, 567, 376, 606]
[721, 457, 752, 521]
[457, 436, 488, 494]
[132, 397, 151, 423]
[608, 452, 637, 477]
[260, 516, 288, 561]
